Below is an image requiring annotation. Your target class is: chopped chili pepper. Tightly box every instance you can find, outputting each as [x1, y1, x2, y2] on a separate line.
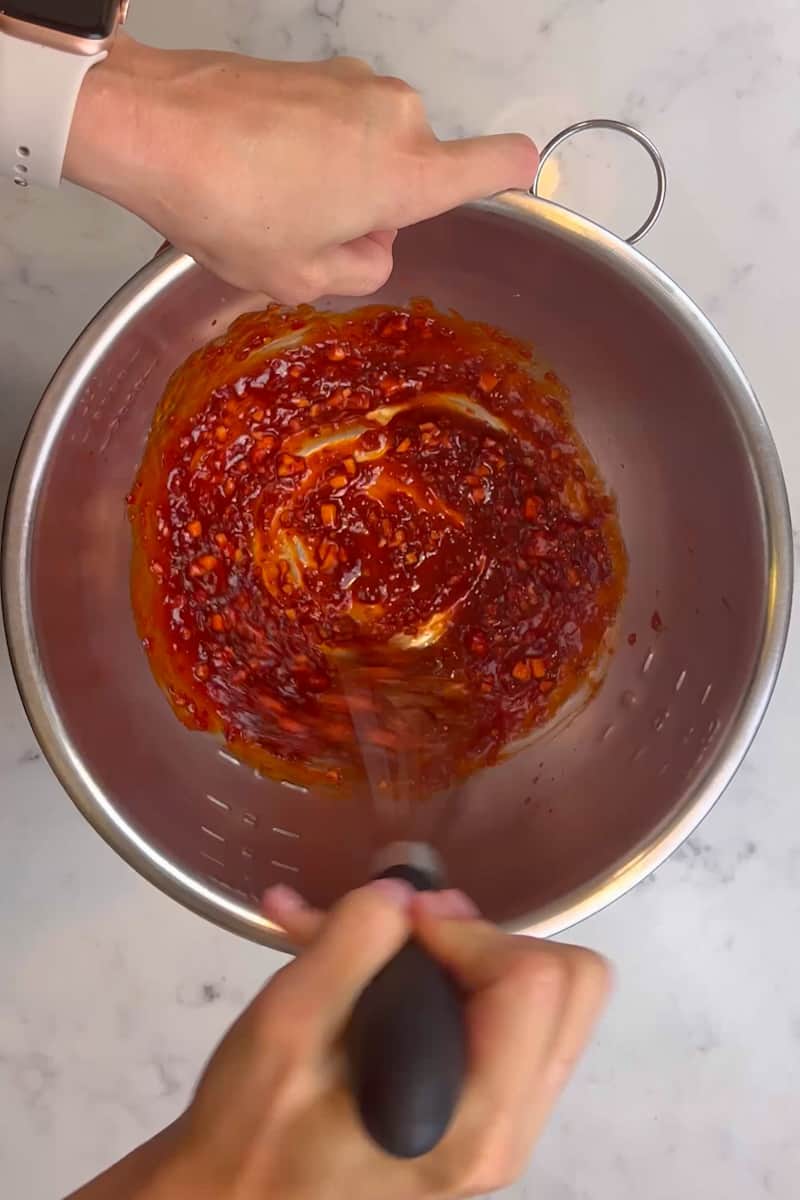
[129, 300, 625, 793]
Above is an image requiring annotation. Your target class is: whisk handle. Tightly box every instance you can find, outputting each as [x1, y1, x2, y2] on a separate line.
[345, 864, 467, 1159]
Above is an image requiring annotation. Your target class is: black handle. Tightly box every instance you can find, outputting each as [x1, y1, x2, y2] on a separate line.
[345, 865, 466, 1159]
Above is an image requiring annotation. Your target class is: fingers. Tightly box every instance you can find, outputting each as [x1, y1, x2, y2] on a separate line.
[540, 944, 612, 1096]
[262, 884, 325, 945]
[412, 889, 481, 921]
[320, 231, 396, 297]
[417, 914, 610, 1078]
[414, 906, 547, 989]
[363, 228, 399, 251]
[415, 913, 610, 1193]
[496, 943, 610, 1184]
[263, 883, 477, 944]
[266, 229, 397, 304]
[262, 879, 414, 1044]
[417, 914, 573, 1104]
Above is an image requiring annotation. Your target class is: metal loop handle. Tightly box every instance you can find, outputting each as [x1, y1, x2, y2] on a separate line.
[531, 119, 667, 245]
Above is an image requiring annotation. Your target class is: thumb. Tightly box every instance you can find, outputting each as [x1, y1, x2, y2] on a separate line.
[396, 132, 538, 228]
[442, 132, 539, 196]
[266, 879, 414, 1043]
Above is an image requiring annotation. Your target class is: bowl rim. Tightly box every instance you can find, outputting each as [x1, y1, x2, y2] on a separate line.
[2, 193, 793, 946]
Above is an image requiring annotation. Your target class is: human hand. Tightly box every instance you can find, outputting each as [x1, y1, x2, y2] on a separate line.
[64, 37, 537, 304]
[148, 881, 609, 1200]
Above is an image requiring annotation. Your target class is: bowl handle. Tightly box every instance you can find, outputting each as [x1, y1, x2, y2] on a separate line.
[345, 861, 467, 1159]
[530, 118, 667, 245]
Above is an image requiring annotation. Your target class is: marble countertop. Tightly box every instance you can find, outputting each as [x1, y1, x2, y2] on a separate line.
[2, 1, 799, 1196]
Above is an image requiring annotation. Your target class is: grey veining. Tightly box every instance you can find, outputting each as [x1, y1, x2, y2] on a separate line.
[2, 1, 800, 1197]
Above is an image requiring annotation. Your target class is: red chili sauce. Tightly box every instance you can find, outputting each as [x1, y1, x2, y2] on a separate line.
[128, 301, 625, 792]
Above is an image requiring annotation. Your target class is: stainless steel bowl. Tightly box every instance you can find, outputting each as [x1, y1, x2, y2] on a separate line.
[3, 127, 792, 948]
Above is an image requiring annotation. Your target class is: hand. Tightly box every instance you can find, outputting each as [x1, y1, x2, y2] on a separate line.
[87, 881, 606, 1200]
[64, 37, 537, 304]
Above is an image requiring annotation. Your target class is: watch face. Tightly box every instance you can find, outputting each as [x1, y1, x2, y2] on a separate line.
[2, 1, 118, 39]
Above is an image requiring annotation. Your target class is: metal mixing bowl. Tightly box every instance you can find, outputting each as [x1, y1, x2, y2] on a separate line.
[3, 131, 792, 947]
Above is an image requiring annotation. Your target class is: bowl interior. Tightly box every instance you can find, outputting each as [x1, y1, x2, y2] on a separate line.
[7, 197, 786, 937]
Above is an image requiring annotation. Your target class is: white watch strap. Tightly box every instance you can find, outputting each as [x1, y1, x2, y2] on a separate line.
[0, 32, 107, 189]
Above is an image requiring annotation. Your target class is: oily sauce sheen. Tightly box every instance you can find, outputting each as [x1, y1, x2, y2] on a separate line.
[129, 302, 625, 793]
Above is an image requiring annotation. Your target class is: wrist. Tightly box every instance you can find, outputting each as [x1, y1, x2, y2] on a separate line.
[63, 34, 174, 203]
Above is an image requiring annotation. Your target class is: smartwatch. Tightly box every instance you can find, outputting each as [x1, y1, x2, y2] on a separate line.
[0, 2, 129, 189]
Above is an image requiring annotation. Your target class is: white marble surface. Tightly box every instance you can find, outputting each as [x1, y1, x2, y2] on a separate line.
[2, 1, 800, 1196]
